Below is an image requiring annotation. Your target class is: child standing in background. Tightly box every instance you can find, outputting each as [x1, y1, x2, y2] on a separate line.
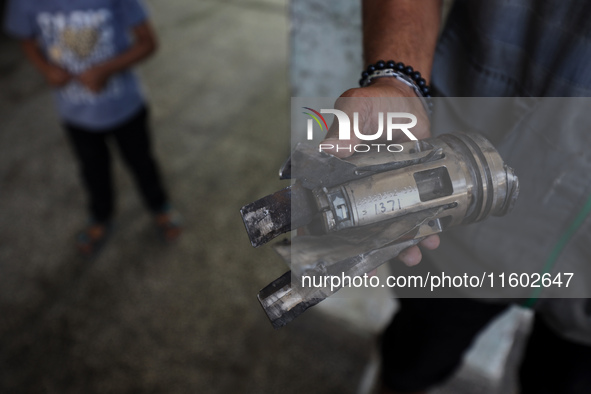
[4, 0, 180, 255]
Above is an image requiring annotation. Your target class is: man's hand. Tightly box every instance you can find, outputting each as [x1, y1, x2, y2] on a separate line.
[320, 77, 440, 267]
[321, 77, 431, 158]
[398, 234, 440, 266]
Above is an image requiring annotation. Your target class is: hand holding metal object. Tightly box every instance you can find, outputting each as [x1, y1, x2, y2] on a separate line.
[240, 132, 519, 328]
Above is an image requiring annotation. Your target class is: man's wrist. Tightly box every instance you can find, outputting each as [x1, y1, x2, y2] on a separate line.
[361, 61, 431, 95]
[360, 60, 433, 115]
[367, 77, 416, 95]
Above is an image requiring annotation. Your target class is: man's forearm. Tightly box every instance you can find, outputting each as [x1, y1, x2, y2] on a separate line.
[363, 0, 442, 82]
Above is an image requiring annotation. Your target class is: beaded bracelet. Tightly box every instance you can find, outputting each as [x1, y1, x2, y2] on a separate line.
[359, 60, 433, 113]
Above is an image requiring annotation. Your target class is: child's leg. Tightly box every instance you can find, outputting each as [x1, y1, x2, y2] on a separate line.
[65, 124, 114, 223]
[112, 105, 168, 213]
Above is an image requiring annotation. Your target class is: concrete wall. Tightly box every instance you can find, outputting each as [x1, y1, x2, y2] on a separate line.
[290, 0, 363, 97]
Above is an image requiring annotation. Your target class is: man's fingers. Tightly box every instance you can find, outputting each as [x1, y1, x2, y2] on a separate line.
[419, 234, 440, 250]
[398, 235, 440, 267]
[398, 245, 422, 267]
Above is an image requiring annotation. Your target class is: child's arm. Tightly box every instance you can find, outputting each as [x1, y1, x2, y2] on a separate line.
[21, 39, 72, 87]
[77, 21, 158, 93]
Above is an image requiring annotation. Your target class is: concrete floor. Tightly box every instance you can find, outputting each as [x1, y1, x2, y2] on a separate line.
[0, 1, 374, 393]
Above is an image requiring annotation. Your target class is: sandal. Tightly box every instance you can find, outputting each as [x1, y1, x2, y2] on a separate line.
[155, 210, 182, 243]
[76, 222, 111, 257]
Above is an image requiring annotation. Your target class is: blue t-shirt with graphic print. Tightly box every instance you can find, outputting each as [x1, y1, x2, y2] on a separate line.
[4, 0, 148, 131]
